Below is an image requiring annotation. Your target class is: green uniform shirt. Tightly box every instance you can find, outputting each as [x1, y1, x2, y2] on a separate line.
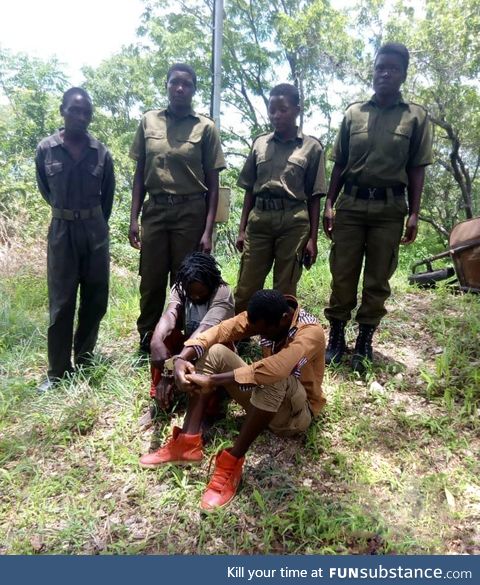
[237, 128, 326, 200]
[129, 107, 226, 195]
[331, 94, 433, 187]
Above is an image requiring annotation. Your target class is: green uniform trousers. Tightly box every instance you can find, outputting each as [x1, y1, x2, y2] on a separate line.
[47, 215, 109, 379]
[234, 202, 310, 314]
[137, 194, 206, 337]
[324, 191, 408, 326]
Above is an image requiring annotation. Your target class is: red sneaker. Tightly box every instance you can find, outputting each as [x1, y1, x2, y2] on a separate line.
[139, 426, 203, 468]
[200, 449, 244, 511]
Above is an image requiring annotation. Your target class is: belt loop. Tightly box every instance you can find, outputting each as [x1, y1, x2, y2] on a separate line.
[386, 188, 394, 205]
[351, 185, 358, 200]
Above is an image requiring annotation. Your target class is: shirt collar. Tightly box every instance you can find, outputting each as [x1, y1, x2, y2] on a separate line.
[285, 295, 301, 338]
[165, 106, 198, 120]
[369, 93, 408, 108]
[267, 127, 303, 144]
[47, 129, 100, 149]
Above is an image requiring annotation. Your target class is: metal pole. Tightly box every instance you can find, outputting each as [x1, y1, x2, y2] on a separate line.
[212, 0, 224, 129]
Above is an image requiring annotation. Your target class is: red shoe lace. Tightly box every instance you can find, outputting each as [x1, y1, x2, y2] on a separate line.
[207, 455, 234, 492]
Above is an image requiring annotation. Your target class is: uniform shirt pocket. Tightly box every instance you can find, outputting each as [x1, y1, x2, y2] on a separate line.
[255, 153, 273, 186]
[45, 161, 63, 176]
[281, 155, 308, 197]
[144, 131, 166, 155]
[86, 162, 103, 197]
[388, 124, 412, 160]
[349, 123, 369, 157]
[45, 162, 64, 200]
[172, 131, 202, 165]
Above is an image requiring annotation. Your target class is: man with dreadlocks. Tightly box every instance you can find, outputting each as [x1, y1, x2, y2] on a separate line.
[143, 252, 234, 420]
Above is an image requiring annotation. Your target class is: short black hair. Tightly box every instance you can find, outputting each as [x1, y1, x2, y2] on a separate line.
[61, 87, 92, 107]
[375, 42, 410, 72]
[166, 63, 197, 89]
[173, 252, 225, 301]
[269, 83, 300, 107]
[247, 290, 290, 326]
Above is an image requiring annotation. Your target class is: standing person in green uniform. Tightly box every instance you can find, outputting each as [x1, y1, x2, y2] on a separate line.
[234, 83, 326, 314]
[129, 63, 226, 352]
[323, 43, 433, 373]
[35, 87, 115, 391]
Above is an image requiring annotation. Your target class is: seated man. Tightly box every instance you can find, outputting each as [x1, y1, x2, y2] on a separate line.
[145, 252, 234, 418]
[139, 289, 326, 512]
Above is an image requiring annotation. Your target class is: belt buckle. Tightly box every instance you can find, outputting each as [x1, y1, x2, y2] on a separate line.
[73, 210, 80, 220]
[167, 195, 174, 206]
[368, 188, 377, 200]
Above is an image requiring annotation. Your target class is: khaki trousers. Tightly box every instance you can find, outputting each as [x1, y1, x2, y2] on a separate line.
[324, 191, 408, 326]
[196, 344, 312, 436]
[137, 195, 206, 337]
[234, 204, 310, 313]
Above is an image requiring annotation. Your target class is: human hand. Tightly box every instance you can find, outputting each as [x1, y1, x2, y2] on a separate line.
[155, 379, 175, 409]
[322, 204, 335, 240]
[128, 219, 141, 249]
[199, 232, 212, 254]
[150, 342, 170, 370]
[401, 214, 418, 245]
[236, 230, 246, 253]
[174, 358, 196, 392]
[302, 238, 317, 269]
[184, 372, 215, 395]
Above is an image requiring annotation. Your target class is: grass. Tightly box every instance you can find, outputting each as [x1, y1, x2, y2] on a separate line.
[1, 237, 480, 555]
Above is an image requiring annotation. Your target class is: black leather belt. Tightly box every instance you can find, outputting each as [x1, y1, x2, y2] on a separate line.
[51, 205, 103, 220]
[344, 183, 405, 200]
[150, 193, 206, 205]
[255, 196, 305, 211]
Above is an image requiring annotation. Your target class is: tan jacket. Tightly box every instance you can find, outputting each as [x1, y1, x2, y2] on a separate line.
[184, 296, 326, 415]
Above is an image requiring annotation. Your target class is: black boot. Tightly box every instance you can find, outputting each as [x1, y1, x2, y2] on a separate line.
[351, 324, 376, 374]
[325, 319, 347, 365]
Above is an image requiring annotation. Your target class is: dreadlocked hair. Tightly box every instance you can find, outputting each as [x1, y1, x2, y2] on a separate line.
[173, 252, 225, 301]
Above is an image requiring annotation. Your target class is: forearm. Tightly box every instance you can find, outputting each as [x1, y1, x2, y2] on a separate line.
[203, 170, 220, 237]
[188, 323, 211, 340]
[325, 163, 346, 207]
[210, 371, 235, 386]
[130, 159, 147, 222]
[178, 346, 198, 363]
[151, 308, 178, 349]
[406, 166, 425, 216]
[307, 196, 320, 240]
[239, 190, 255, 233]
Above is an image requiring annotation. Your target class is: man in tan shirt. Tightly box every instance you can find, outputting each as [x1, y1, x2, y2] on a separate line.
[139, 289, 325, 511]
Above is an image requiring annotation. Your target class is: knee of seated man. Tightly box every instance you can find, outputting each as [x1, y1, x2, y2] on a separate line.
[203, 343, 232, 369]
